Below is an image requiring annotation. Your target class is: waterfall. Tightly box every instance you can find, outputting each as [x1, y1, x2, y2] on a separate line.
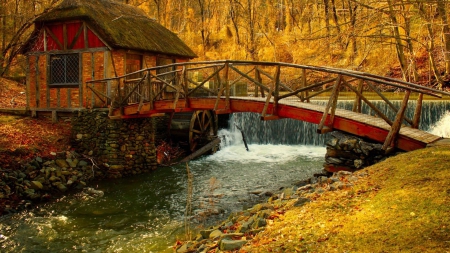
[224, 100, 450, 146]
[429, 111, 450, 138]
[228, 112, 327, 146]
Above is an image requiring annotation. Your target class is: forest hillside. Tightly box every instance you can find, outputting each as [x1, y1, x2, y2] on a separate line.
[0, 0, 449, 89]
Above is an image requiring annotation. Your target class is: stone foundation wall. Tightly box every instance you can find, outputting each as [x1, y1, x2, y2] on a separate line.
[71, 110, 160, 177]
[324, 131, 388, 172]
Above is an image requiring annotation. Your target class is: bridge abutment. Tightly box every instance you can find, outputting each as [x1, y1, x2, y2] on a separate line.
[71, 110, 165, 178]
[324, 131, 391, 172]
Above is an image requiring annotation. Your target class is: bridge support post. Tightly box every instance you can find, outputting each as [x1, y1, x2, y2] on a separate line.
[382, 90, 411, 152]
[352, 79, 364, 113]
[317, 75, 342, 134]
[301, 68, 309, 102]
[412, 93, 423, 129]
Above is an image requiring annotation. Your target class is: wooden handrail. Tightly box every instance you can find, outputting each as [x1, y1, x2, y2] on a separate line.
[88, 60, 450, 153]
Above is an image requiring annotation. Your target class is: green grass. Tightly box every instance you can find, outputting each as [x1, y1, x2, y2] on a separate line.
[244, 146, 450, 252]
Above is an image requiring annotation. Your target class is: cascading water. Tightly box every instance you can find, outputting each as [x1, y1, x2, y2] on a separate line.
[429, 111, 450, 138]
[229, 100, 450, 147]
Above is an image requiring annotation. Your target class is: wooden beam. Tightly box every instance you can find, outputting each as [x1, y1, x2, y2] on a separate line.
[261, 86, 273, 117]
[273, 65, 280, 116]
[412, 93, 423, 129]
[382, 90, 411, 152]
[45, 27, 63, 50]
[35, 56, 40, 108]
[304, 86, 333, 101]
[343, 81, 394, 126]
[224, 63, 230, 110]
[215, 63, 228, 111]
[52, 110, 58, 123]
[254, 68, 259, 97]
[256, 66, 302, 100]
[317, 75, 342, 134]
[173, 68, 183, 110]
[352, 79, 364, 113]
[120, 74, 147, 104]
[180, 138, 221, 163]
[302, 68, 309, 102]
[229, 65, 270, 94]
[46, 55, 50, 108]
[63, 23, 68, 50]
[278, 78, 337, 100]
[69, 24, 83, 49]
[365, 81, 413, 126]
[187, 65, 225, 96]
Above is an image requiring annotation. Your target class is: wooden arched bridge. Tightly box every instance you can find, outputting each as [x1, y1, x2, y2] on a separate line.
[86, 60, 450, 152]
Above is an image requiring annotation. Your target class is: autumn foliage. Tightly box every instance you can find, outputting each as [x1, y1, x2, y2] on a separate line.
[0, 79, 72, 169]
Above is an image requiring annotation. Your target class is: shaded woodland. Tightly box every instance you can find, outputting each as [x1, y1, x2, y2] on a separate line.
[1, 0, 449, 88]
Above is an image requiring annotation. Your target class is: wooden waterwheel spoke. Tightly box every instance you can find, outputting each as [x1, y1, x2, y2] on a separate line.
[190, 129, 202, 134]
[203, 119, 211, 131]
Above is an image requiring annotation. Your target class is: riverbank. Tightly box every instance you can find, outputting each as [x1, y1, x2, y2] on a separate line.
[179, 143, 449, 252]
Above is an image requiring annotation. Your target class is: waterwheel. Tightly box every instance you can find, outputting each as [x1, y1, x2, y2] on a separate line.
[170, 110, 218, 152]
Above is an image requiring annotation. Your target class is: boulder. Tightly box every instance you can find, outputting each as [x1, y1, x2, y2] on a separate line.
[209, 229, 223, 239]
[56, 159, 69, 168]
[219, 239, 247, 251]
[29, 181, 43, 190]
[53, 182, 67, 192]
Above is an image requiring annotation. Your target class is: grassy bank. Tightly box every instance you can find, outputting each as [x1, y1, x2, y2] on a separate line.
[243, 145, 450, 252]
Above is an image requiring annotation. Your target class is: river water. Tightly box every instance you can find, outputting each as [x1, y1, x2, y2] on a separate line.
[1, 101, 449, 252]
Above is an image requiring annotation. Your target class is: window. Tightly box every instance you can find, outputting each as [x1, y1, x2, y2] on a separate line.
[50, 54, 79, 85]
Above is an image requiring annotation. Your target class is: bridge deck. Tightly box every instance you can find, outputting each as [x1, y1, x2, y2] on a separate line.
[117, 96, 441, 151]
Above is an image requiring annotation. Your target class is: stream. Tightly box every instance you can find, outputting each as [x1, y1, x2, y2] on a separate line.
[1, 100, 449, 252]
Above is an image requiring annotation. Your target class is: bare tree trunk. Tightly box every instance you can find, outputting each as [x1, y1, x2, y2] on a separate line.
[331, 0, 340, 34]
[401, 0, 418, 82]
[347, 0, 357, 57]
[387, 0, 408, 81]
[229, 0, 241, 45]
[437, 0, 450, 76]
[323, 0, 331, 36]
[417, 3, 445, 89]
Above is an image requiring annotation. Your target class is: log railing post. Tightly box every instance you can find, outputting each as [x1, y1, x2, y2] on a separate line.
[317, 75, 342, 134]
[255, 67, 264, 98]
[214, 63, 228, 111]
[352, 79, 364, 113]
[261, 87, 273, 117]
[412, 93, 423, 129]
[301, 68, 309, 102]
[173, 67, 184, 110]
[183, 65, 189, 108]
[382, 90, 411, 152]
[224, 62, 230, 110]
[273, 65, 280, 116]
[254, 68, 259, 97]
[118, 79, 123, 114]
[148, 73, 154, 110]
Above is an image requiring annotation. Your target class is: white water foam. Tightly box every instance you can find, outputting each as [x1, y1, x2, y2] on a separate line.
[429, 111, 450, 138]
[199, 129, 326, 164]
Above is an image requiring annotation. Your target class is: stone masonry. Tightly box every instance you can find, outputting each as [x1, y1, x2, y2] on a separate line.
[71, 109, 159, 178]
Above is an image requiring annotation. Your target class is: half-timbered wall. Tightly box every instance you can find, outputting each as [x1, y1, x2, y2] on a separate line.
[27, 20, 109, 110]
[26, 20, 192, 110]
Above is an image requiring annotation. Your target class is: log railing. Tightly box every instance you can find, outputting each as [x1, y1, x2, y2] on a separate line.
[86, 60, 450, 151]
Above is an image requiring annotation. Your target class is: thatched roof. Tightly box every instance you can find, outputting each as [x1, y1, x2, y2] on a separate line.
[28, 0, 196, 58]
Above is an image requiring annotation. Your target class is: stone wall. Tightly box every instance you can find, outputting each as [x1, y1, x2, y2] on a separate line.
[71, 109, 160, 178]
[324, 131, 388, 172]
